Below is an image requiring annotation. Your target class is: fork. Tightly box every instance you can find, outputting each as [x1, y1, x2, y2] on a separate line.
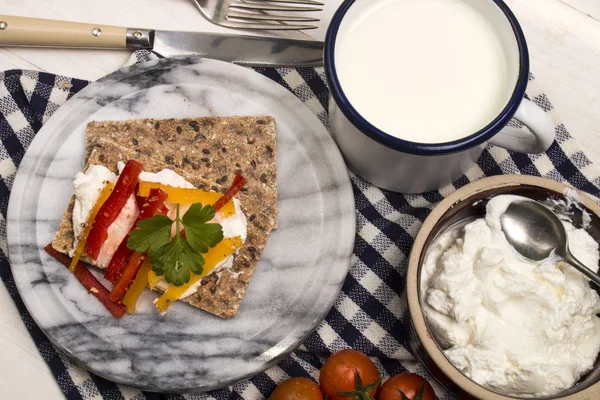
[190, 0, 324, 30]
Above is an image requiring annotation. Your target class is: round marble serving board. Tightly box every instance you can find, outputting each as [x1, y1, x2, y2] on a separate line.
[6, 57, 355, 392]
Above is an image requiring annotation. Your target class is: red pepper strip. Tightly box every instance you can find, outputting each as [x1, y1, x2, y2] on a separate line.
[158, 204, 169, 215]
[109, 253, 145, 302]
[103, 243, 131, 284]
[43, 244, 126, 318]
[84, 160, 144, 261]
[213, 173, 246, 211]
[104, 188, 169, 283]
[177, 175, 247, 241]
[122, 257, 153, 314]
[135, 193, 146, 210]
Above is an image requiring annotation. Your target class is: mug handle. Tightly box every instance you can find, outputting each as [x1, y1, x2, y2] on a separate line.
[488, 99, 555, 154]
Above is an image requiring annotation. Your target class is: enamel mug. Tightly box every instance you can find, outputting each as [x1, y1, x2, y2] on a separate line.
[324, 0, 555, 193]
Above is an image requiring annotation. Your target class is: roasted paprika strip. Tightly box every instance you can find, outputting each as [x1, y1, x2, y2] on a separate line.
[154, 236, 243, 314]
[148, 270, 164, 289]
[137, 182, 235, 216]
[69, 182, 114, 272]
[44, 244, 126, 319]
[213, 173, 246, 211]
[135, 188, 146, 210]
[121, 257, 153, 314]
[104, 188, 169, 283]
[84, 160, 144, 261]
[109, 252, 145, 302]
[103, 241, 132, 284]
[158, 204, 169, 215]
[174, 175, 245, 240]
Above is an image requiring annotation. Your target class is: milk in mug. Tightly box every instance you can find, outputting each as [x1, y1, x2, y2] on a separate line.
[335, 0, 515, 144]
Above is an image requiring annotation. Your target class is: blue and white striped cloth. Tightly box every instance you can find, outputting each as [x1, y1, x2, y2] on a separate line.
[1, 51, 599, 399]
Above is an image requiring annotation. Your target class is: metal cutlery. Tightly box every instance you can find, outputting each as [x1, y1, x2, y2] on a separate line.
[500, 200, 600, 287]
[190, 0, 324, 30]
[0, 15, 324, 67]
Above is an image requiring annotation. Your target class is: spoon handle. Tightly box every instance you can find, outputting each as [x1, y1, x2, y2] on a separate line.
[563, 251, 600, 287]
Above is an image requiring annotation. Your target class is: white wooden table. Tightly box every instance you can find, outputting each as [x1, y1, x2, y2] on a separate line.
[1, 0, 599, 398]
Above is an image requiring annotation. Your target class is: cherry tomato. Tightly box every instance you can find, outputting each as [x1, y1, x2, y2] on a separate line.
[270, 377, 323, 400]
[319, 349, 381, 400]
[377, 373, 435, 400]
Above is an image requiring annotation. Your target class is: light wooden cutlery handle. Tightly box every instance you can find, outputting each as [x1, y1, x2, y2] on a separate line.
[0, 15, 135, 48]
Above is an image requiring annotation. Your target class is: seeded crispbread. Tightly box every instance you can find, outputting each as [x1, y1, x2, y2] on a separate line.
[85, 117, 278, 228]
[52, 116, 278, 318]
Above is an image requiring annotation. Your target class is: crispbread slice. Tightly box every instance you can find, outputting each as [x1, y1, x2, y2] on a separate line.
[85, 117, 278, 228]
[52, 139, 217, 259]
[52, 116, 278, 318]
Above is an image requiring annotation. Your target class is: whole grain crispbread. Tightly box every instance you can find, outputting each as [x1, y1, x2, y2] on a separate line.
[52, 116, 278, 318]
[85, 117, 278, 228]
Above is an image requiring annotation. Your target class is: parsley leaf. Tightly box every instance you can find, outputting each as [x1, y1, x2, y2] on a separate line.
[127, 215, 173, 254]
[125, 202, 224, 286]
[151, 234, 204, 286]
[182, 203, 224, 253]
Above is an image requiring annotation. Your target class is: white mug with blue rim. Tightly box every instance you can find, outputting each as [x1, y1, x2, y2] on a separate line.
[325, 0, 556, 193]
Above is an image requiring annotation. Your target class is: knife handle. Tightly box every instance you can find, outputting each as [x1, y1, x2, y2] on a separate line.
[0, 15, 153, 49]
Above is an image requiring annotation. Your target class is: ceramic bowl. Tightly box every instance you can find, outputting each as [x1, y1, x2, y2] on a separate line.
[405, 175, 600, 399]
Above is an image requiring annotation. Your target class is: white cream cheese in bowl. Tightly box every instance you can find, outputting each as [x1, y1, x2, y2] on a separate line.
[420, 194, 600, 397]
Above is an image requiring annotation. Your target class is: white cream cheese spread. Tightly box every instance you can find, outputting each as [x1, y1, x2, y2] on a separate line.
[421, 195, 600, 397]
[72, 165, 140, 268]
[72, 163, 247, 298]
[71, 165, 117, 246]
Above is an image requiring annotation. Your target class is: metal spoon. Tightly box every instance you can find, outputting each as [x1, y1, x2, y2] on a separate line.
[499, 199, 600, 287]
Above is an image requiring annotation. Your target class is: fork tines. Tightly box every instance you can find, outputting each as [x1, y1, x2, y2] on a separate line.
[227, 0, 323, 30]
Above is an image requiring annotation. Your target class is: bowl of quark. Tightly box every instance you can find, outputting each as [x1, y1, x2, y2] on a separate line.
[405, 175, 600, 399]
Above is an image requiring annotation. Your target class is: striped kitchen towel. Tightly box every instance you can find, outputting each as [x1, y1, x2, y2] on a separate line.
[1, 50, 599, 400]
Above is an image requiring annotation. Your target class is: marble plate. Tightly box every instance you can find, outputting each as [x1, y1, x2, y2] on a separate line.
[6, 57, 355, 392]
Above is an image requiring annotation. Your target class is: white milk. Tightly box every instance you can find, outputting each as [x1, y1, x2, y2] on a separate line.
[335, 0, 513, 144]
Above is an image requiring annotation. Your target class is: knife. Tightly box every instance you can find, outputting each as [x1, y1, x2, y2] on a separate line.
[0, 15, 323, 67]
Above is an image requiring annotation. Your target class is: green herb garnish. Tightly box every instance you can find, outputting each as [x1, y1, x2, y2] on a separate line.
[182, 203, 225, 253]
[126, 215, 173, 254]
[127, 203, 224, 286]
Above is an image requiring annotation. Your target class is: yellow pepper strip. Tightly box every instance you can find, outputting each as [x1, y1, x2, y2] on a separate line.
[138, 181, 235, 216]
[69, 182, 114, 272]
[121, 258, 153, 314]
[154, 236, 243, 314]
[148, 270, 164, 290]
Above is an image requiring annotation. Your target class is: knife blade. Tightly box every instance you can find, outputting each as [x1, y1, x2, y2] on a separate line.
[0, 15, 324, 68]
[149, 30, 323, 68]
